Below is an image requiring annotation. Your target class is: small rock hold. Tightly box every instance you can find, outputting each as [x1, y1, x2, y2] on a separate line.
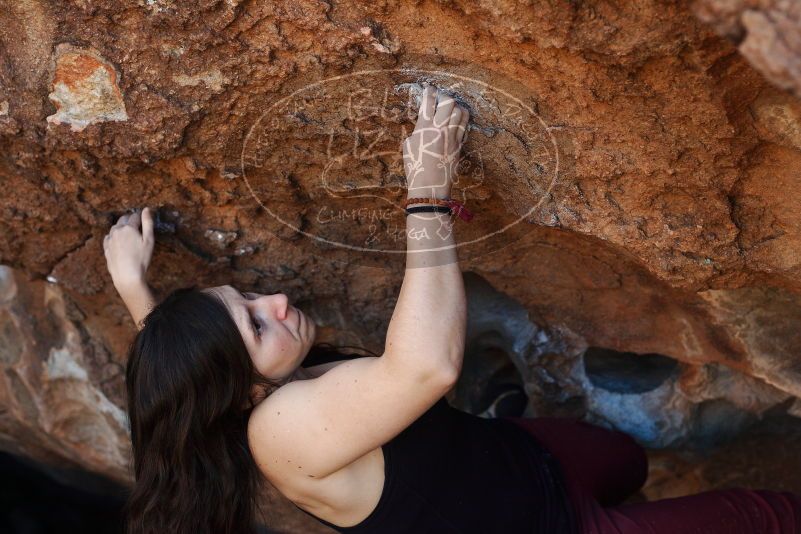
[234, 245, 255, 256]
[154, 215, 176, 234]
[143, 0, 173, 14]
[205, 229, 238, 249]
[123, 208, 176, 235]
[172, 68, 229, 93]
[0, 266, 17, 303]
[359, 23, 401, 55]
[220, 167, 240, 180]
[274, 264, 298, 280]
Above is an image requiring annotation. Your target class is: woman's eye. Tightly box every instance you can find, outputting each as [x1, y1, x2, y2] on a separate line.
[251, 316, 263, 336]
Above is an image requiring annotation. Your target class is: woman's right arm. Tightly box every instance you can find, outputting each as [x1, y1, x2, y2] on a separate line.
[249, 86, 471, 481]
[385, 84, 469, 382]
[383, 202, 466, 381]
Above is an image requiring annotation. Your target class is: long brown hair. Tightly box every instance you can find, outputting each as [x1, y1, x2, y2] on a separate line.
[123, 285, 373, 534]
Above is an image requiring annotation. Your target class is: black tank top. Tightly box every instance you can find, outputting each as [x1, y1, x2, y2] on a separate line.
[298, 347, 577, 533]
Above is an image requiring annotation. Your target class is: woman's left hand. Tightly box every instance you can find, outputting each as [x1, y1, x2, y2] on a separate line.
[104, 207, 155, 293]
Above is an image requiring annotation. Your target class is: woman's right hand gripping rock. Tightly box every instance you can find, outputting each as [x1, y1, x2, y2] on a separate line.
[402, 85, 470, 201]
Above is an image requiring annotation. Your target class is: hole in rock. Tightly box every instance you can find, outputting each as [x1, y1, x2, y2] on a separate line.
[583, 347, 679, 394]
[690, 398, 758, 449]
[454, 341, 528, 417]
[450, 272, 532, 417]
[0, 451, 125, 533]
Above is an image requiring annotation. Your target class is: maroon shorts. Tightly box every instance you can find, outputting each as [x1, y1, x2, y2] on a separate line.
[503, 416, 801, 534]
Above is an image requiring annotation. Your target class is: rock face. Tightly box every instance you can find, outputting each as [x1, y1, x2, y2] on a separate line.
[694, 0, 801, 98]
[0, 0, 800, 530]
[0, 266, 130, 485]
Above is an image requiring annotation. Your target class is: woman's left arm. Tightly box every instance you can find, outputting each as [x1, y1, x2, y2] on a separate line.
[104, 207, 157, 331]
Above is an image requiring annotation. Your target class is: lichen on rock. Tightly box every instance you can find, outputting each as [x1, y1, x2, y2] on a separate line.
[46, 44, 128, 133]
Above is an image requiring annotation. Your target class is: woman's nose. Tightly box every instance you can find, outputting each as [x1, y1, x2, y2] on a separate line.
[262, 293, 290, 320]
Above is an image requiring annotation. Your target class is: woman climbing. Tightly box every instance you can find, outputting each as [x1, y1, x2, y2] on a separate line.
[105, 85, 801, 533]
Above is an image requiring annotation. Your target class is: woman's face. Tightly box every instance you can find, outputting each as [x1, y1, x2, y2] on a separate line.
[202, 285, 317, 382]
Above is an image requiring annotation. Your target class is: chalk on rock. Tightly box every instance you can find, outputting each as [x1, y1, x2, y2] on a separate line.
[205, 229, 238, 249]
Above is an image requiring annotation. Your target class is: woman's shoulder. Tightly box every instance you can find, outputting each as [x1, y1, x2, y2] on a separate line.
[248, 387, 386, 526]
[246, 348, 378, 477]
